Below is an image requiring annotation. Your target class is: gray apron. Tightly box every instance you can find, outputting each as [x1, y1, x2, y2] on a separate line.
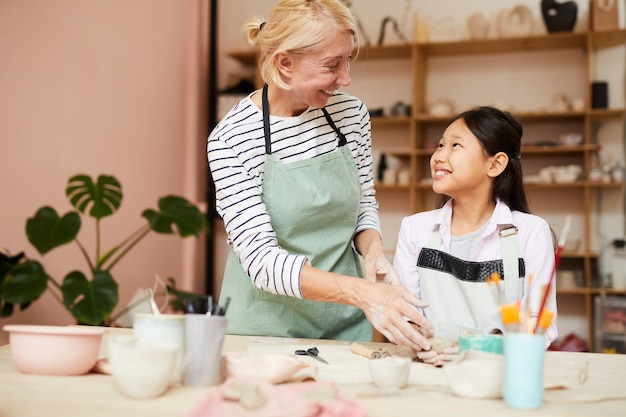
[417, 226, 523, 339]
[219, 85, 372, 341]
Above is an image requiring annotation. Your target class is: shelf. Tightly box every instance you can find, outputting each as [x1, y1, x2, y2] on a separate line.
[597, 333, 626, 342]
[556, 288, 626, 296]
[414, 144, 602, 156]
[414, 30, 626, 56]
[228, 30, 626, 66]
[589, 288, 626, 294]
[415, 181, 624, 190]
[370, 116, 411, 127]
[227, 44, 414, 66]
[359, 44, 412, 60]
[521, 144, 600, 154]
[589, 108, 626, 121]
[416, 32, 588, 56]
[373, 182, 411, 191]
[557, 287, 594, 295]
[562, 251, 600, 259]
[415, 110, 626, 123]
[589, 29, 626, 49]
[518, 181, 622, 189]
[415, 111, 585, 123]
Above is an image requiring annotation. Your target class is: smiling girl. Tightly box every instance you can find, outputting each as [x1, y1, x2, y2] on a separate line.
[393, 106, 557, 365]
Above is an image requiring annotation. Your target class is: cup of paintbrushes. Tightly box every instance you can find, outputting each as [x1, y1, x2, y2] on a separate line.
[503, 332, 546, 409]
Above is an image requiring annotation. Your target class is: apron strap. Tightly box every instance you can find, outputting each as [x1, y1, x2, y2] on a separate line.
[262, 84, 272, 155]
[321, 108, 347, 147]
[262, 84, 346, 154]
[500, 226, 521, 303]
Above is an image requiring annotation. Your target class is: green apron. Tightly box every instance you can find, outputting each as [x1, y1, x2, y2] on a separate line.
[219, 85, 372, 341]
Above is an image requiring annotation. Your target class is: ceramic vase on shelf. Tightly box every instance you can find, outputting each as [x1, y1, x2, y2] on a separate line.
[541, 0, 578, 33]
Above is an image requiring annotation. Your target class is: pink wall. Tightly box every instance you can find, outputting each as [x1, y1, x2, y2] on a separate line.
[0, 0, 210, 344]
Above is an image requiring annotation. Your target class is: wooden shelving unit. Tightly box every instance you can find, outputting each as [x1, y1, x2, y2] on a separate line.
[228, 29, 626, 351]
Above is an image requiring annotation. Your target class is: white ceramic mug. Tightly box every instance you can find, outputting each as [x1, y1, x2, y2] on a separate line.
[133, 313, 185, 383]
[368, 356, 411, 392]
[108, 334, 178, 399]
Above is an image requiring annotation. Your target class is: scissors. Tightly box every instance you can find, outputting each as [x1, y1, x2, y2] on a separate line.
[295, 347, 329, 364]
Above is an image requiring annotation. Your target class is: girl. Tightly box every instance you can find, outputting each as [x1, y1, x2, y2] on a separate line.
[393, 106, 557, 365]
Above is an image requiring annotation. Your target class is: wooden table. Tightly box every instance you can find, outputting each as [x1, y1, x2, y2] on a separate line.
[0, 331, 625, 417]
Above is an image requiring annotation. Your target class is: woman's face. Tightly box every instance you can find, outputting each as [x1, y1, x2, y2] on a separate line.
[430, 118, 494, 199]
[286, 28, 353, 109]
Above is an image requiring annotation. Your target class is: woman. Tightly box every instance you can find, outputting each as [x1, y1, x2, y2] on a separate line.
[207, 0, 433, 351]
[394, 106, 558, 365]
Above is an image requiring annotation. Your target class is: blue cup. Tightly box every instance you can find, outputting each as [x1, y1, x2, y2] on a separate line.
[503, 333, 546, 409]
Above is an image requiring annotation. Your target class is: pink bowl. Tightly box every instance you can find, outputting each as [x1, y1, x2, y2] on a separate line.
[3, 325, 106, 375]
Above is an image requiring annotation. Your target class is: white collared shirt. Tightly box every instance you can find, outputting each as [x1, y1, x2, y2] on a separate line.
[393, 199, 558, 344]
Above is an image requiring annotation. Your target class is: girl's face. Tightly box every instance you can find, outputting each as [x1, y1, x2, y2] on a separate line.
[430, 118, 495, 199]
[285, 28, 353, 110]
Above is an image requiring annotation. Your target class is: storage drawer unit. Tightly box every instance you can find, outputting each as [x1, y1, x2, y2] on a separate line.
[594, 296, 626, 354]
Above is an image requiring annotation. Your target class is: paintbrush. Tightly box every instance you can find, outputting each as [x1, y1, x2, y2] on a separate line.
[534, 216, 571, 333]
[536, 309, 555, 335]
[500, 302, 521, 332]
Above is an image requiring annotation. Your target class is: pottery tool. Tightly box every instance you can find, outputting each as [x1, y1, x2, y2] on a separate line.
[350, 342, 390, 359]
[206, 295, 214, 315]
[534, 215, 571, 333]
[153, 273, 169, 312]
[222, 296, 231, 316]
[146, 288, 160, 315]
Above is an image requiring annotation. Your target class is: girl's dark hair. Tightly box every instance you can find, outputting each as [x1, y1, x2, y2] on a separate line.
[437, 106, 529, 213]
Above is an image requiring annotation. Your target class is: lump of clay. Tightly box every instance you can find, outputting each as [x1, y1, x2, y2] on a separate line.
[429, 337, 458, 354]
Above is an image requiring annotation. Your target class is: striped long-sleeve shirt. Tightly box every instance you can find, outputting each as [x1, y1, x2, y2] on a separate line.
[207, 91, 381, 298]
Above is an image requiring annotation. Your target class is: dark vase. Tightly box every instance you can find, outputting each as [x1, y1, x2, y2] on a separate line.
[541, 0, 578, 33]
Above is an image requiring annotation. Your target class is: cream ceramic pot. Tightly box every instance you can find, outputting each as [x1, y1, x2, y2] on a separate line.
[108, 334, 178, 399]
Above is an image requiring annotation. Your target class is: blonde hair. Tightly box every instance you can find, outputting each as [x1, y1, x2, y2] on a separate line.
[243, 0, 358, 90]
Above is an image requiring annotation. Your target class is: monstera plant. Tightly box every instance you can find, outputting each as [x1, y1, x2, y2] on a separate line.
[0, 174, 206, 325]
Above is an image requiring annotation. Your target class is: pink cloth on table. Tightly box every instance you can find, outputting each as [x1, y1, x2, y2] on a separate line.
[188, 378, 366, 417]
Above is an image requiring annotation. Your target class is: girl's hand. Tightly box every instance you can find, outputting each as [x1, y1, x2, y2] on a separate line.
[417, 345, 459, 367]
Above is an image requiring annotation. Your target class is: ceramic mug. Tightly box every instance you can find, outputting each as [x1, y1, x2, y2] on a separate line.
[108, 334, 178, 399]
[133, 313, 185, 383]
[183, 314, 228, 386]
[368, 356, 411, 392]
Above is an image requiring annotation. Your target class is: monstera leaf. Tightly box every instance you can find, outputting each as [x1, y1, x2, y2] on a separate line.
[142, 195, 206, 237]
[66, 174, 123, 219]
[26, 207, 81, 255]
[0, 254, 48, 317]
[62, 270, 118, 325]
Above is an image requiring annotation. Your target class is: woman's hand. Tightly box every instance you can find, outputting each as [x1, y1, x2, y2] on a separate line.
[364, 254, 401, 285]
[354, 280, 434, 351]
[356, 230, 401, 285]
